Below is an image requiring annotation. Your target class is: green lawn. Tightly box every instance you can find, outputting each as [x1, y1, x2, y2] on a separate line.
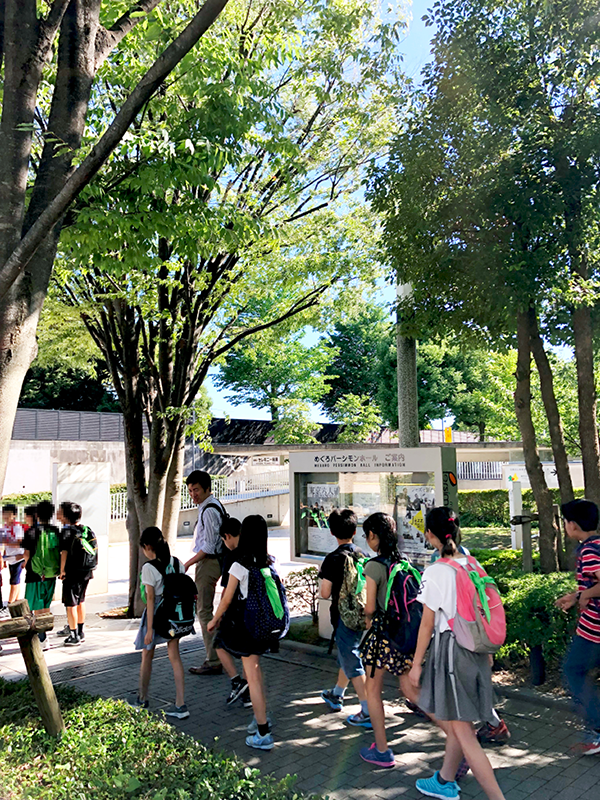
[460, 526, 513, 550]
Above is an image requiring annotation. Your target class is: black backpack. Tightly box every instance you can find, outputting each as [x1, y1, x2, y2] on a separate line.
[69, 525, 98, 572]
[374, 556, 422, 654]
[243, 565, 290, 642]
[152, 558, 198, 640]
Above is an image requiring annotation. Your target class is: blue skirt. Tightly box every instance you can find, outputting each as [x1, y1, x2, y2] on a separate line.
[134, 608, 169, 651]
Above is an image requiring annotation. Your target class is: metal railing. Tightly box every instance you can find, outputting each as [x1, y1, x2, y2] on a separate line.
[111, 468, 290, 521]
[457, 461, 505, 481]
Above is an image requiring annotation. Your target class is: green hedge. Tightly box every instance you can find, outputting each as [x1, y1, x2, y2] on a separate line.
[1, 491, 52, 507]
[0, 681, 313, 800]
[472, 547, 577, 661]
[458, 487, 586, 527]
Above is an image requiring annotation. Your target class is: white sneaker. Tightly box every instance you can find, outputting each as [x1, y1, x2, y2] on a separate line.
[0, 608, 10, 619]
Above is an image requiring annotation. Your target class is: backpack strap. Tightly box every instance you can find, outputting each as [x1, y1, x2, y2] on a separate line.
[200, 501, 226, 524]
[437, 557, 497, 622]
[383, 560, 421, 611]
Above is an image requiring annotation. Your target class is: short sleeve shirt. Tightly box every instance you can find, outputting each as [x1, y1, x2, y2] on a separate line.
[221, 546, 238, 588]
[229, 562, 250, 599]
[417, 557, 474, 633]
[60, 524, 93, 580]
[23, 526, 42, 583]
[363, 558, 391, 613]
[319, 543, 366, 627]
[575, 536, 600, 643]
[141, 556, 180, 602]
[3, 521, 25, 563]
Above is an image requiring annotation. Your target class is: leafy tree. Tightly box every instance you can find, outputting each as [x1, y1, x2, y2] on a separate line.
[332, 393, 382, 443]
[272, 400, 320, 445]
[56, 0, 405, 611]
[214, 328, 335, 421]
[20, 365, 119, 412]
[321, 304, 389, 413]
[0, 0, 230, 495]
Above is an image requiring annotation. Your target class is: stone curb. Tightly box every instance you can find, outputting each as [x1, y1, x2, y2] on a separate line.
[281, 638, 572, 711]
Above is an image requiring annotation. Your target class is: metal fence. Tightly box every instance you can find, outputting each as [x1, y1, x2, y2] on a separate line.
[111, 468, 290, 521]
[456, 461, 505, 481]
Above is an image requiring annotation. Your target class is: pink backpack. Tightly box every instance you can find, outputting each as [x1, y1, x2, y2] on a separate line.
[438, 556, 506, 653]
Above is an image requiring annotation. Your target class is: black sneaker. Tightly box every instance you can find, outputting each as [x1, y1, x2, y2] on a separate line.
[78, 630, 85, 642]
[130, 696, 149, 710]
[240, 686, 252, 708]
[64, 633, 81, 647]
[56, 624, 70, 637]
[227, 677, 248, 706]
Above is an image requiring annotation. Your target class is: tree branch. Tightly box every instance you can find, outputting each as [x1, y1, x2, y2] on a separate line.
[95, 0, 164, 69]
[0, 0, 230, 303]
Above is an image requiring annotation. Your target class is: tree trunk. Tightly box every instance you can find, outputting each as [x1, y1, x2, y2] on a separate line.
[126, 489, 143, 618]
[396, 282, 419, 448]
[514, 310, 558, 573]
[572, 304, 600, 505]
[162, 435, 185, 548]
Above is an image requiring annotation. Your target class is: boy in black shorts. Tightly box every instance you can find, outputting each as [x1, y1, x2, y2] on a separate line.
[58, 502, 97, 647]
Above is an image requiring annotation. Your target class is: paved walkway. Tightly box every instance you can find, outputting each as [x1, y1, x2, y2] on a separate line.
[1, 618, 598, 800]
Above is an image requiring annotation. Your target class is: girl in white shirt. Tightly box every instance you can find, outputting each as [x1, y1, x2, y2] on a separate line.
[133, 526, 188, 719]
[408, 508, 506, 800]
[209, 514, 279, 751]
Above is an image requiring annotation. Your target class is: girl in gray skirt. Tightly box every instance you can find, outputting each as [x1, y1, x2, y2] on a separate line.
[408, 508, 506, 800]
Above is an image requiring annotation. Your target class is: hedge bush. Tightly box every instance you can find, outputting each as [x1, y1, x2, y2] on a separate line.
[0, 681, 317, 800]
[458, 487, 586, 527]
[472, 547, 577, 661]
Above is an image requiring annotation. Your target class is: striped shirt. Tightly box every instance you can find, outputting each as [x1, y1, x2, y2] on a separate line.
[576, 535, 600, 644]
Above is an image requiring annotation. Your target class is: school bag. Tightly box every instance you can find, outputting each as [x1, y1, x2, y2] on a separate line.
[338, 551, 368, 631]
[438, 555, 506, 653]
[150, 558, 198, 640]
[244, 565, 290, 642]
[31, 525, 60, 579]
[374, 556, 423, 654]
[69, 525, 98, 572]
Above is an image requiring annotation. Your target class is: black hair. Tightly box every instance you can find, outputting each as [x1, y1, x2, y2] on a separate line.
[36, 500, 55, 525]
[2, 503, 18, 515]
[363, 512, 402, 561]
[186, 470, 211, 491]
[140, 526, 171, 565]
[59, 501, 82, 525]
[562, 499, 599, 533]
[328, 509, 357, 540]
[237, 514, 269, 568]
[219, 517, 242, 538]
[426, 506, 460, 558]
[24, 505, 38, 522]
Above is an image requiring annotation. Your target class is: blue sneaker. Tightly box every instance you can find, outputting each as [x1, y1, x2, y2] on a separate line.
[347, 710, 373, 729]
[359, 743, 395, 768]
[321, 689, 343, 711]
[245, 731, 275, 750]
[416, 771, 460, 799]
[247, 714, 273, 735]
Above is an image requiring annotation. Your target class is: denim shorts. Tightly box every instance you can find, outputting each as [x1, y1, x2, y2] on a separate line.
[335, 619, 365, 679]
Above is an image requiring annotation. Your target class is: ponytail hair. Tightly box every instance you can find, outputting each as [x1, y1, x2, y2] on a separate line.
[363, 512, 403, 562]
[140, 526, 171, 566]
[426, 507, 460, 557]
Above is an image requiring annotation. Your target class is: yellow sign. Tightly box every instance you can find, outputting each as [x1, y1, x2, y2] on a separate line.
[444, 427, 453, 443]
[412, 509, 425, 533]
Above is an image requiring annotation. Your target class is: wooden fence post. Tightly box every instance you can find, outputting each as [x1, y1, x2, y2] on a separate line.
[9, 599, 65, 736]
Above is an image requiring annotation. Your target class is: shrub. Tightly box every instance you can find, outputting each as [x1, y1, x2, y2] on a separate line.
[283, 567, 320, 624]
[0, 681, 318, 800]
[458, 487, 586, 528]
[1, 490, 52, 507]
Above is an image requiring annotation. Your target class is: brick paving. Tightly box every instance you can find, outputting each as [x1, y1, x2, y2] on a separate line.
[5, 620, 598, 800]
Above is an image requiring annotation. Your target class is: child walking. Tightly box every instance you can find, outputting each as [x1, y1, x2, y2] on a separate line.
[359, 512, 420, 767]
[133, 526, 189, 719]
[1, 503, 26, 605]
[319, 509, 371, 727]
[58, 502, 97, 646]
[408, 507, 506, 800]
[213, 517, 252, 708]
[556, 499, 600, 754]
[22, 501, 60, 650]
[208, 514, 285, 750]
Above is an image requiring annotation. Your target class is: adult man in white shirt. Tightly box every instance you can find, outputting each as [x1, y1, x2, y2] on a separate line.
[184, 470, 225, 675]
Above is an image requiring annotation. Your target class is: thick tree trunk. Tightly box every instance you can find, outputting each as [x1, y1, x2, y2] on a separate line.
[162, 435, 185, 548]
[396, 282, 419, 447]
[572, 304, 600, 505]
[514, 310, 558, 573]
[126, 486, 143, 618]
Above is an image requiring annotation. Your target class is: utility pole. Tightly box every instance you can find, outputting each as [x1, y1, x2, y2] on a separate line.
[397, 281, 419, 448]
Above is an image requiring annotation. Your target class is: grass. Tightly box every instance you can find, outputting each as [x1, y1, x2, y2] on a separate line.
[285, 618, 328, 647]
[0, 680, 319, 800]
[460, 526, 513, 550]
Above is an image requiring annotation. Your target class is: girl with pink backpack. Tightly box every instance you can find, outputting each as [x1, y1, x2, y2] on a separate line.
[408, 507, 507, 800]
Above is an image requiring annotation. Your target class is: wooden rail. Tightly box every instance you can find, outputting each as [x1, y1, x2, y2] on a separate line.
[0, 599, 64, 735]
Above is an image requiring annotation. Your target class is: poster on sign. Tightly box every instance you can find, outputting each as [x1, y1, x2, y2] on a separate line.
[306, 484, 339, 553]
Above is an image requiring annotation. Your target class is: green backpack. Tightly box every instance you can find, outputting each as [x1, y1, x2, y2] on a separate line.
[31, 525, 61, 579]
